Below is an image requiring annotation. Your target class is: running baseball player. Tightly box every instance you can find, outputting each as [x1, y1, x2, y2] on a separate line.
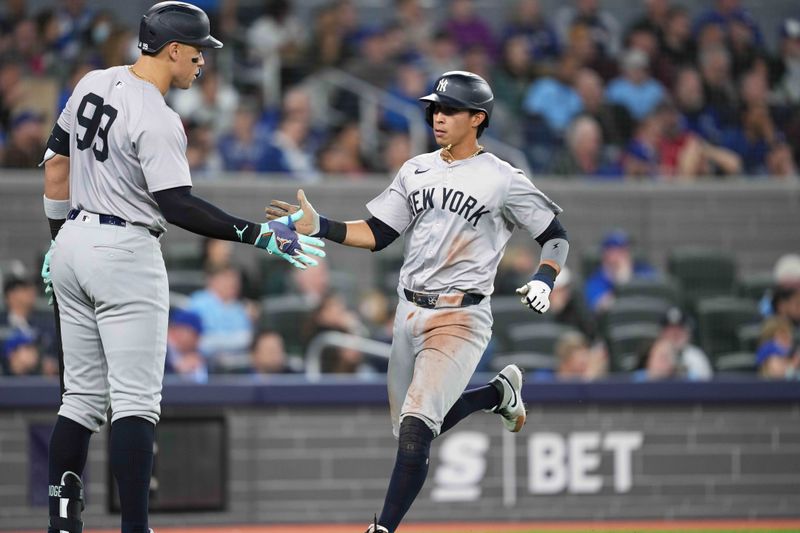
[267, 71, 569, 533]
[39, 3, 324, 533]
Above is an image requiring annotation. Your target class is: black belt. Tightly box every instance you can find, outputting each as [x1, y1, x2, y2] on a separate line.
[403, 288, 484, 309]
[68, 209, 161, 238]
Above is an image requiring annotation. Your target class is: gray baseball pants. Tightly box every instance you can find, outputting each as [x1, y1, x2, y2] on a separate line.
[388, 292, 493, 438]
[51, 211, 168, 432]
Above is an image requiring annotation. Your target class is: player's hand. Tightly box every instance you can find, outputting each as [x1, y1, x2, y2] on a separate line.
[253, 220, 325, 270]
[265, 189, 321, 236]
[41, 240, 55, 305]
[516, 280, 551, 313]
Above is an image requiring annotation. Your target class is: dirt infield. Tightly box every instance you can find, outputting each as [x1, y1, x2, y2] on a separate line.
[37, 518, 795, 533]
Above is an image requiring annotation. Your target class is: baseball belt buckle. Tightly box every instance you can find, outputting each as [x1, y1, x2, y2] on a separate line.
[424, 294, 439, 307]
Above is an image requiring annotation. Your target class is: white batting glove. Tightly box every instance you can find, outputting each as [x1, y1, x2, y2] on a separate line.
[516, 280, 552, 314]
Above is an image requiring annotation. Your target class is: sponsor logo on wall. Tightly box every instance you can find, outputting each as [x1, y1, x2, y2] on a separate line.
[432, 431, 644, 502]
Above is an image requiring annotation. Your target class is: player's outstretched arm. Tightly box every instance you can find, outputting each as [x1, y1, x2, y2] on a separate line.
[267, 190, 399, 252]
[153, 186, 325, 269]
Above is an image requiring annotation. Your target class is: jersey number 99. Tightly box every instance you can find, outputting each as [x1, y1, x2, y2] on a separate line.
[76, 92, 118, 163]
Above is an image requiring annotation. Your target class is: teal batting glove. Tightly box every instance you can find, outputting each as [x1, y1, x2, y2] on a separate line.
[41, 240, 55, 305]
[253, 220, 325, 270]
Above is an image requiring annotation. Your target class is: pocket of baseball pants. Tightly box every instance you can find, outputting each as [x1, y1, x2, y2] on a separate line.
[93, 245, 135, 257]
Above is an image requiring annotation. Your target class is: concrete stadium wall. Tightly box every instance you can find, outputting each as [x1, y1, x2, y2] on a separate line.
[1, 379, 799, 529]
[1, 174, 798, 287]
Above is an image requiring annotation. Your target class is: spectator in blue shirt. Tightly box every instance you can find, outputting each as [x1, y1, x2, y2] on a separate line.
[382, 60, 428, 132]
[584, 230, 656, 313]
[217, 103, 274, 171]
[606, 48, 666, 121]
[722, 102, 796, 177]
[189, 265, 255, 364]
[673, 67, 724, 144]
[522, 54, 582, 134]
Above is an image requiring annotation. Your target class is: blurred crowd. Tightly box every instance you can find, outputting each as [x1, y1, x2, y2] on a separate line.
[1, 0, 800, 179]
[2, 232, 798, 382]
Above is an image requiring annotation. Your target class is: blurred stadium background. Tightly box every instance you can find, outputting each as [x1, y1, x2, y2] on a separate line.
[1, 0, 800, 531]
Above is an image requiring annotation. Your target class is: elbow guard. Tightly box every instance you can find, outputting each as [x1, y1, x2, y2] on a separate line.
[47, 124, 70, 157]
[366, 216, 400, 252]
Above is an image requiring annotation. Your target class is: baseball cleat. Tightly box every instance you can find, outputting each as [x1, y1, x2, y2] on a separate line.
[490, 364, 526, 432]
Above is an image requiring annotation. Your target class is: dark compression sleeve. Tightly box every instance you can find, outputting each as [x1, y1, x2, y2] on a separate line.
[153, 186, 260, 244]
[366, 216, 400, 251]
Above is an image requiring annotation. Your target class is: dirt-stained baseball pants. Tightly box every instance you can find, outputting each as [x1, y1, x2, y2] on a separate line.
[388, 291, 493, 437]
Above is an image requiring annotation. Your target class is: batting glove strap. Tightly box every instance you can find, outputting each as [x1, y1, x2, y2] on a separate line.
[531, 264, 557, 290]
[254, 221, 301, 256]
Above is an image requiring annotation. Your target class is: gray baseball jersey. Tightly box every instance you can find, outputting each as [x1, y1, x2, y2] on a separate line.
[367, 150, 562, 296]
[49, 65, 187, 431]
[367, 148, 562, 436]
[57, 66, 192, 233]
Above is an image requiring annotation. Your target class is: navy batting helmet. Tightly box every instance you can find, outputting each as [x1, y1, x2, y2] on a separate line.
[138, 1, 223, 54]
[419, 71, 494, 136]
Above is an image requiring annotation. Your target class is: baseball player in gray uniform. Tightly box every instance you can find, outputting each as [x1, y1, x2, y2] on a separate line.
[267, 71, 569, 533]
[39, 3, 324, 533]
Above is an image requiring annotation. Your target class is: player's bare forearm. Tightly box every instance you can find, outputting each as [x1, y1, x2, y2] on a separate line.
[44, 155, 70, 200]
[341, 220, 377, 250]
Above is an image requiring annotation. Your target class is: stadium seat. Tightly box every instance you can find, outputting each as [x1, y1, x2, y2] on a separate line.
[737, 272, 773, 302]
[736, 322, 762, 353]
[667, 248, 737, 305]
[167, 269, 206, 296]
[258, 256, 292, 296]
[696, 296, 761, 360]
[605, 322, 661, 372]
[491, 296, 553, 352]
[505, 322, 578, 355]
[615, 276, 681, 305]
[714, 351, 757, 373]
[163, 241, 203, 270]
[602, 296, 671, 331]
[261, 295, 316, 354]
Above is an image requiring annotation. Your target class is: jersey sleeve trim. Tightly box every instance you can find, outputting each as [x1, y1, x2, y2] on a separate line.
[148, 178, 195, 194]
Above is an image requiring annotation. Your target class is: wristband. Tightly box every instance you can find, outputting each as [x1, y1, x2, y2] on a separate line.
[532, 264, 557, 290]
[319, 216, 347, 243]
[43, 195, 70, 219]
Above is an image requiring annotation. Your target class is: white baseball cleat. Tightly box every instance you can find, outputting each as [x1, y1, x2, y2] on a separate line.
[490, 364, 526, 432]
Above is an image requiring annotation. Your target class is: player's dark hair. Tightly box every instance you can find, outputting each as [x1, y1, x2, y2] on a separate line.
[469, 109, 488, 137]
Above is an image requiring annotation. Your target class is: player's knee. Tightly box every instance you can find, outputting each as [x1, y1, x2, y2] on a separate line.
[48, 471, 84, 533]
[59, 399, 108, 433]
[397, 416, 434, 467]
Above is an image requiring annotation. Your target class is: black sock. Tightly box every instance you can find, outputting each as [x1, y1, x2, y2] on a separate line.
[378, 417, 433, 532]
[110, 416, 155, 533]
[48, 416, 92, 533]
[440, 383, 501, 434]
